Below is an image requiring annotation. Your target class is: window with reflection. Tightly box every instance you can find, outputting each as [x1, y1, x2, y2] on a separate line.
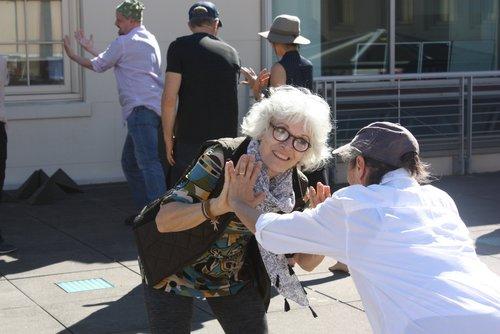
[396, 0, 499, 73]
[272, 0, 389, 76]
[332, 0, 354, 25]
[270, 0, 500, 75]
[0, 0, 64, 87]
[323, 0, 389, 75]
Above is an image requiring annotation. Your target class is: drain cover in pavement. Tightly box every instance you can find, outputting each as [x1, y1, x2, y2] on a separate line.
[56, 278, 114, 293]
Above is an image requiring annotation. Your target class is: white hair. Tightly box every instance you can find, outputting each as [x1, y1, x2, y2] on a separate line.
[241, 85, 332, 171]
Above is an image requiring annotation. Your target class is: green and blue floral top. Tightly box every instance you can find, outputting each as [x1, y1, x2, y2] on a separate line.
[154, 145, 253, 298]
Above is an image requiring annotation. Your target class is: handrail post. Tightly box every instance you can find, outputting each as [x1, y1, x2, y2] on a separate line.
[467, 76, 473, 174]
[389, 0, 395, 75]
[459, 77, 465, 175]
[331, 80, 338, 186]
[397, 77, 401, 123]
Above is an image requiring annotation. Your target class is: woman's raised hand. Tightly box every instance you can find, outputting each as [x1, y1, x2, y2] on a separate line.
[305, 182, 331, 208]
[240, 67, 257, 86]
[225, 154, 265, 210]
[240, 67, 270, 101]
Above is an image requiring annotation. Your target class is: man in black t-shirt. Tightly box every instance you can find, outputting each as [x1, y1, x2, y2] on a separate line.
[161, 1, 240, 186]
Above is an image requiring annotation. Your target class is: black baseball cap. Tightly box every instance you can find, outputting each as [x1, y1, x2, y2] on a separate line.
[333, 122, 420, 167]
[188, 1, 222, 27]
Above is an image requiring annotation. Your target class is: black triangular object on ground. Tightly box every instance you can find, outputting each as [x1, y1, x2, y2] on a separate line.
[15, 169, 50, 200]
[26, 178, 67, 205]
[1, 191, 18, 203]
[51, 169, 83, 193]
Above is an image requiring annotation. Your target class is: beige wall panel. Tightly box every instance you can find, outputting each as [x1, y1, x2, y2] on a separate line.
[426, 157, 453, 177]
[471, 154, 500, 174]
[5, 102, 126, 186]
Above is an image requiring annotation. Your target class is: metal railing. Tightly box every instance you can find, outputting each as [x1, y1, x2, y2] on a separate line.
[313, 71, 500, 175]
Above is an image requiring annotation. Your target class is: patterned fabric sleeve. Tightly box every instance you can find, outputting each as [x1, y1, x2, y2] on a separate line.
[162, 144, 225, 205]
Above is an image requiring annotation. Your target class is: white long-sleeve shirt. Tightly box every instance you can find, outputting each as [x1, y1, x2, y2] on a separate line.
[256, 168, 500, 334]
[90, 25, 163, 121]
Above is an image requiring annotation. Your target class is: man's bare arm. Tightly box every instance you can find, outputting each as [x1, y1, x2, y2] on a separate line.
[161, 72, 182, 165]
[269, 62, 286, 87]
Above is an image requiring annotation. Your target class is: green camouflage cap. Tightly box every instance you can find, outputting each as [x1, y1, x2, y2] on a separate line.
[116, 0, 145, 21]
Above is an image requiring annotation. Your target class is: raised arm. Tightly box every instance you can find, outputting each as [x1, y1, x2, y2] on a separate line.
[63, 35, 93, 70]
[240, 67, 270, 101]
[155, 145, 231, 233]
[74, 30, 99, 57]
[156, 196, 228, 233]
[226, 158, 347, 260]
[269, 62, 286, 87]
[224, 157, 265, 233]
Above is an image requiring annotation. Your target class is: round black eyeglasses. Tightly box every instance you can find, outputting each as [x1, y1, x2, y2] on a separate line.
[270, 124, 311, 152]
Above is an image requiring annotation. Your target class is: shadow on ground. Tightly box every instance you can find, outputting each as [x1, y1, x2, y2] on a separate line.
[0, 183, 138, 277]
[476, 229, 500, 256]
[2, 172, 500, 333]
[0, 183, 221, 332]
[57, 285, 216, 333]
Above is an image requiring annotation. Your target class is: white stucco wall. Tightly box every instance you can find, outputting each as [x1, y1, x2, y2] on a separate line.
[4, 0, 262, 189]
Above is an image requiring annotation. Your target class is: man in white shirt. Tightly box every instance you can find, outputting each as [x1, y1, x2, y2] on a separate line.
[0, 55, 17, 254]
[227, 121, 500, 333]
[63, 0, 166, 217]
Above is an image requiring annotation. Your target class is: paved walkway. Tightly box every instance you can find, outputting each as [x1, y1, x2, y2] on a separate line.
[1, 172, 499, 333]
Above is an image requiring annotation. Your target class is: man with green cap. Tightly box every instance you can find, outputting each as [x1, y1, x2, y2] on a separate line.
[63, 1, 166, 217]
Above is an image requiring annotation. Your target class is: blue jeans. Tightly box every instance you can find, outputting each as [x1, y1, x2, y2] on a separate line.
[122, 106, 166, 210]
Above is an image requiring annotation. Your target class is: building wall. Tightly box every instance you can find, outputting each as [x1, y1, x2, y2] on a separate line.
[4, 0, 499, 189]
[4, 0, 262, 189]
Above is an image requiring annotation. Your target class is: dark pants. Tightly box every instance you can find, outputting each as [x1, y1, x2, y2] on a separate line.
[143, 283, 268, 334]
[0, 121, 6, 202]
[169, 141, 202, 187]
[0, 121, 6, 241]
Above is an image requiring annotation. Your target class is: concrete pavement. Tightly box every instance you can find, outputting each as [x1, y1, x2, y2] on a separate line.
[1, 172, 499, 333]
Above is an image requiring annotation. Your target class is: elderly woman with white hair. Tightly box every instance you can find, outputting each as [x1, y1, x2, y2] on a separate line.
[144, 86, 332, 333]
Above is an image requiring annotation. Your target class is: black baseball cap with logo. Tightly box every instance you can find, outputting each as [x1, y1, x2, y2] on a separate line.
[333, 122, 420, 167]
[188, 1, 222, 27]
